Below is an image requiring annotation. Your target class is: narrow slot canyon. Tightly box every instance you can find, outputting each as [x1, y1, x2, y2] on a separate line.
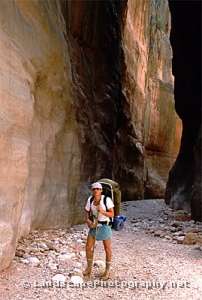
[0, 1, 201, 299]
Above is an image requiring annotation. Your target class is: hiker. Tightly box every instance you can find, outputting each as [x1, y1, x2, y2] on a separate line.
[83, 182, 114, 280]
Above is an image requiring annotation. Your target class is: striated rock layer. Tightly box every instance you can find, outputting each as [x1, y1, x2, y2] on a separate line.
[115, 0, 181, 199]
[0, 0, 81, 271]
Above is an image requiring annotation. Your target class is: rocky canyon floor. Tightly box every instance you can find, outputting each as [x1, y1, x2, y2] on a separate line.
[0, 199, 201, 300]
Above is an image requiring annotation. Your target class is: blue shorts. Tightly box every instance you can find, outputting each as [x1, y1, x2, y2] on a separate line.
[88, 224, 112, 241]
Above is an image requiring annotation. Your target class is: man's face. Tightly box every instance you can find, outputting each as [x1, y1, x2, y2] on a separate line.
[92, 188, 102, 197]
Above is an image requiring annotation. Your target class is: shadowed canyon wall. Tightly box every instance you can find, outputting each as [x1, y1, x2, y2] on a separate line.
[165, 1, 202, 221]
[65, 0, 181, 201]
[0, 0, 184, 271]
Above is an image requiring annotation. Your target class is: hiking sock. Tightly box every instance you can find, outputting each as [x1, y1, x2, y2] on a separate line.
[101, 260, 111, 279]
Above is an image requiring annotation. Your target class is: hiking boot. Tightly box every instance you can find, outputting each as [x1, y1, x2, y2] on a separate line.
[100, 269, 110, 280]
[100, 260, 111, 280]
[82, 258, 93, 277]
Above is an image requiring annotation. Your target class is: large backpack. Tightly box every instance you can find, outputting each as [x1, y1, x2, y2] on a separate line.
[88, 179, 126, 230]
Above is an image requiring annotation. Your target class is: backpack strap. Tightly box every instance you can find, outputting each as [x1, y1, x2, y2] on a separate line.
[103, 195, 113, 225]
[90, 196, 94, 207]
[103, 195, 108, 211]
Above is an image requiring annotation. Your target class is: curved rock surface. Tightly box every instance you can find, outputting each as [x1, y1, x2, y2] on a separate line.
[0, 0, 81, 271]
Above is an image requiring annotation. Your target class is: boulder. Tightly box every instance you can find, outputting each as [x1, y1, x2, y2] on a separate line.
[183, 233, 202, 245]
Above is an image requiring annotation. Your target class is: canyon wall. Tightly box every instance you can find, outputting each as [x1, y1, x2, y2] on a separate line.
[115, 0, 181, 199]
[0, 0, 81, 271]
[65, 0, 181, 201]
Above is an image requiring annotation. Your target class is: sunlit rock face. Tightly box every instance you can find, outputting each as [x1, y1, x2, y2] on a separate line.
[165, 1, 202, 221]
[116, 0, 181, 200]
[0, 0, 81, 271]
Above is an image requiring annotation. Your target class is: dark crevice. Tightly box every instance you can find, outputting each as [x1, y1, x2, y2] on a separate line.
[166, 0, 202, 221]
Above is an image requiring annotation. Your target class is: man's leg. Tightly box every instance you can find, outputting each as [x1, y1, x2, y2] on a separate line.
[83, 233, 96, 277]
[101, 239, 112, 280]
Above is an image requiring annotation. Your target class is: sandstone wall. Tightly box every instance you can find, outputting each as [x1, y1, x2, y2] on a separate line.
[64, 0, 181, 201]
[115, 0, 181, 200]
[0, 0, 81, 271]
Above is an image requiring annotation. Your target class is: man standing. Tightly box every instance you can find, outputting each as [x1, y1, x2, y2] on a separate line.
[83, 182, 114, 280]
